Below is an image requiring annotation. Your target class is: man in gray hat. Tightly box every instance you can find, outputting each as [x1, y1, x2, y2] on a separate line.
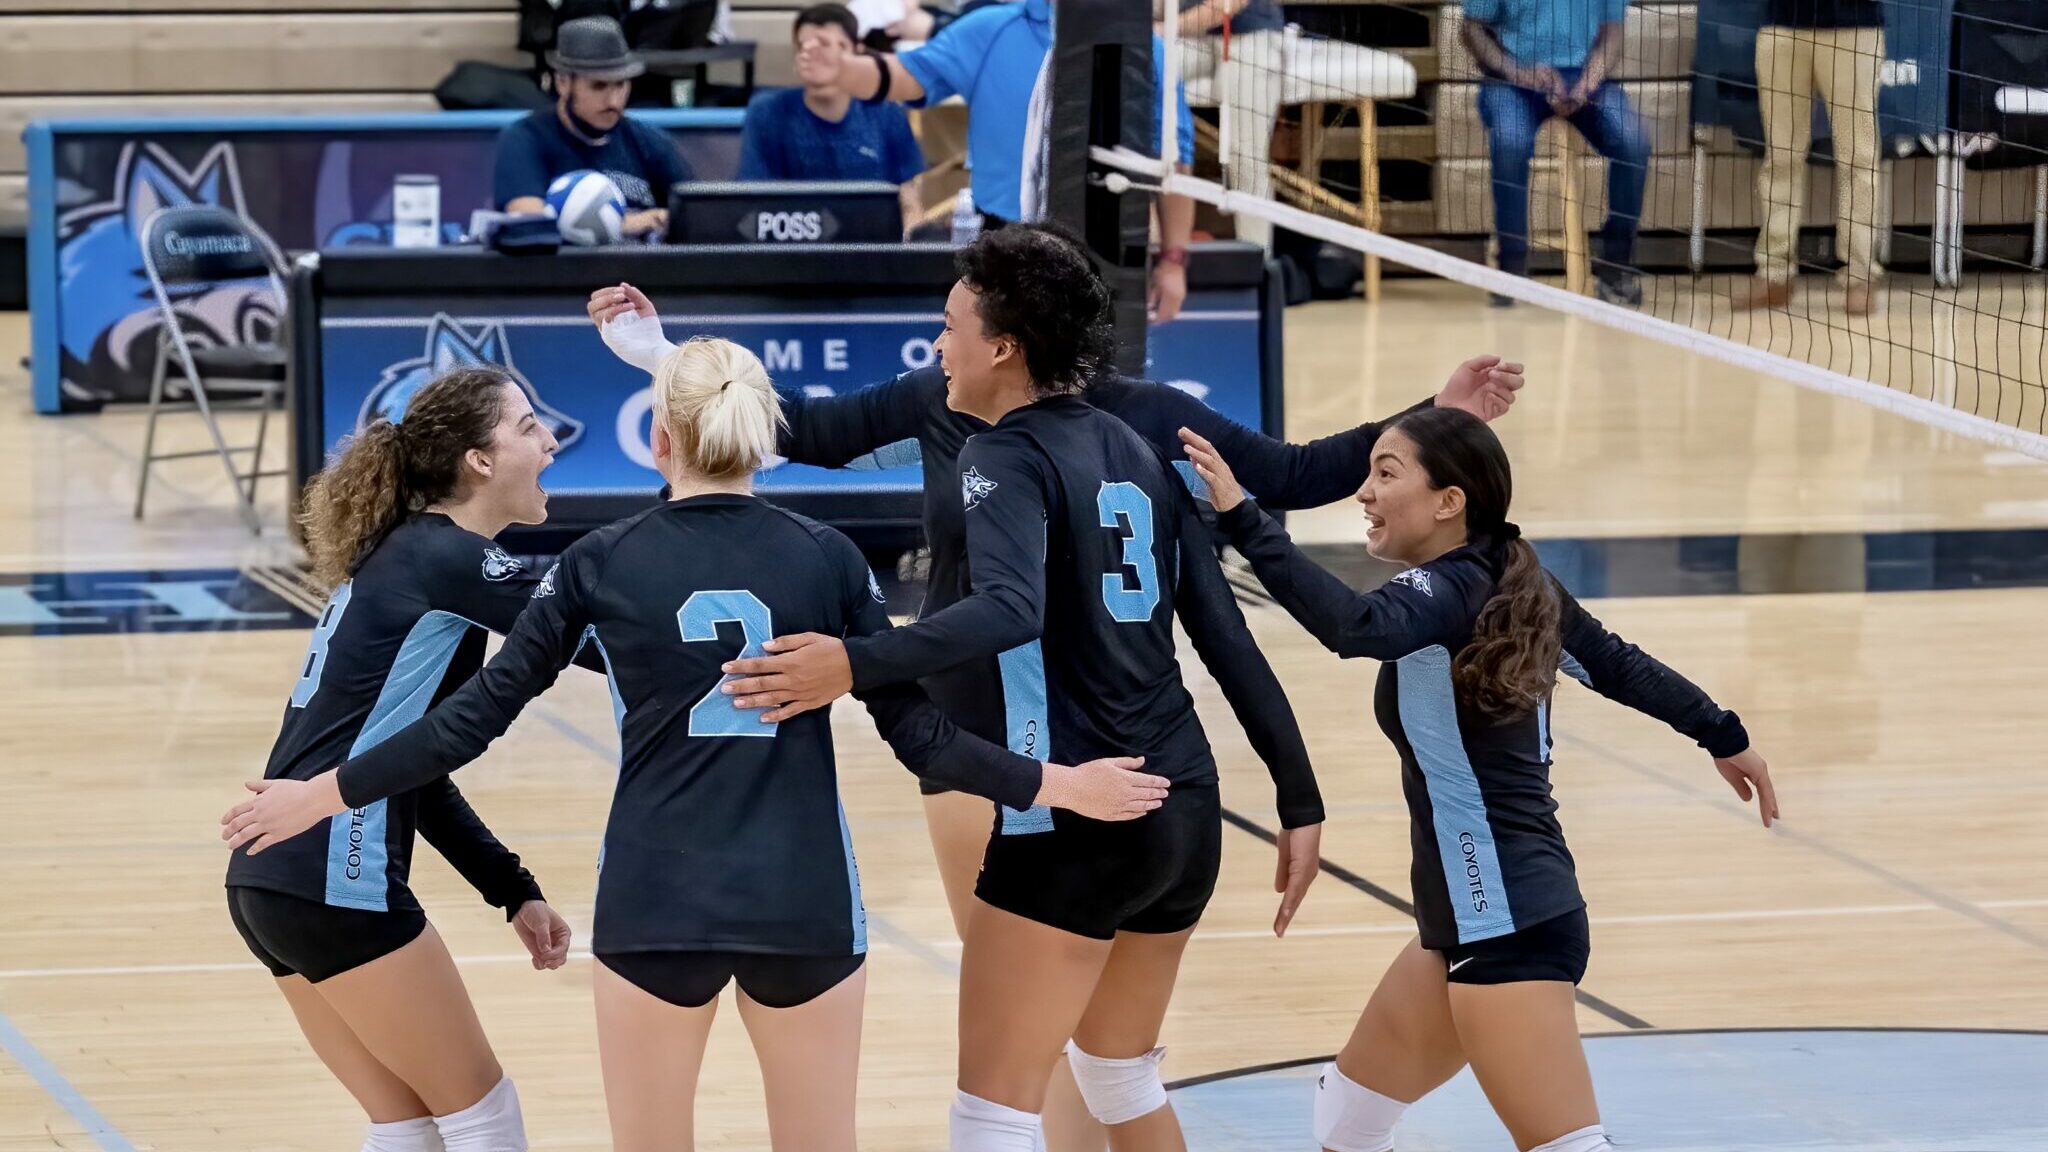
[494, 15, 694, 238]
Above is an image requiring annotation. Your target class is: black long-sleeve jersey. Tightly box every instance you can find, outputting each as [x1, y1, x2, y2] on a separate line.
[1219, 500, 1751, 948]
[225, 513, 573, 917]
[332, 494, 1048, 956]
[840, 395, 1324, 830]
[776, 369, 1417, 823]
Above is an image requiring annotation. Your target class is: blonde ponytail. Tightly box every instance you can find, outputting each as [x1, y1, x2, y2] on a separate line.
[651, 337, 785, 479]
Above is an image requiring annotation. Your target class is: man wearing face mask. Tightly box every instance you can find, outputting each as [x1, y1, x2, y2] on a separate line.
[495, 15, 695, 238]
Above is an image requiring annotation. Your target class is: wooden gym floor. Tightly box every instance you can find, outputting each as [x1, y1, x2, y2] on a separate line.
[2, 282, 2045, 1150]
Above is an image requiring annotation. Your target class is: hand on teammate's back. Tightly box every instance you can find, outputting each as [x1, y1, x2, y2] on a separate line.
[1177, 427, 1245, 512]
[1713, 747, 1779, 828]
[724, 632, 854, 722]
[1034, 756, 1171, 822]
[513, 901, 574, 971]
[1436, 354, 1524, 422]
[221, 775, 347, 855]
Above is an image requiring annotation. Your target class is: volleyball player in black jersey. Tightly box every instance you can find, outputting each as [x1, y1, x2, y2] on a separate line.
[593, 262, 1523, 1151]
[1182, 409, 1778, 1152]
[222, 337, 1168, 1152]
[589, 276, 1523, 935]
[701, 225, 1314, 1151]
[221, 368, 581, 1152]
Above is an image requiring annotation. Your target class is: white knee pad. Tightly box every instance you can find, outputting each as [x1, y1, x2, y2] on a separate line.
[1063, 1040, 1168, 1126]
[1531, 1124, 1611, 1152]
[361, 1116, 442, 1152]
[1311, 1062, 1406, 1152]
[433, 1077, 526, 1152]
[949, 1090, 1042, 1152]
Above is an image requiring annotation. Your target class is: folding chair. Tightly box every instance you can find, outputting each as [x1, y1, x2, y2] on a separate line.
[134, 205, 290, 534]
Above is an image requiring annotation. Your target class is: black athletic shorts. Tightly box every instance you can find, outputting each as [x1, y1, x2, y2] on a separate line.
[976, 784, 1222, 941]
[1439, 907, 1591, 985]
[596, 950, 866, 1009]
[227, 885, 427, 984]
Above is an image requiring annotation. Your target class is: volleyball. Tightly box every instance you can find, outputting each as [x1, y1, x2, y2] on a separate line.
[545, 169, 626, 246]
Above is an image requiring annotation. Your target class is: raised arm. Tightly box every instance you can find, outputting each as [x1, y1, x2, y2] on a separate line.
[1102, 357, 1523, 510]
[591, 288, 937, 468]
[1216, 498, 1451, 661]
[1555, 581, 1749, 757]
[1110, 378, 1431, 510]
[1169, 488, 1322, 828]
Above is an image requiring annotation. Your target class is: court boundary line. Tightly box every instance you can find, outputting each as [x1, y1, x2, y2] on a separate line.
[0, 1008, 139, 1152]
[1217, 807, 1655, 1030]
[1159, 1027, 2048, 1092]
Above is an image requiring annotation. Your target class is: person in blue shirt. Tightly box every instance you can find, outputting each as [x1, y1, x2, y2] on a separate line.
[739, 5, 928, 235]
[1461, 0, 1650, 307]
[494, 16, 695, 239]
[1182, 409, 1776, 1152]
[808, 0, 1201, 322]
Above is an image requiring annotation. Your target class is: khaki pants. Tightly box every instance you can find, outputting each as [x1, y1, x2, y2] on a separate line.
[1754, 25, 1885, 286]
[1185, 30, 1286, 248]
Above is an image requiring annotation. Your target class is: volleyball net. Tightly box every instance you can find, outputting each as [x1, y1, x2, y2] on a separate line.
[1099, 0, 2048, 457]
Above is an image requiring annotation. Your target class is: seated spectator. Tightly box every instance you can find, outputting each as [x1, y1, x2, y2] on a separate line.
[1461, 0, 1650, 306]
[494, 15, 694, 238]
[739, 4, 927, 232]
[1741, 0, 1884, 316]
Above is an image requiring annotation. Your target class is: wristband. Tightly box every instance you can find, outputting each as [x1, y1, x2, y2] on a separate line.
[864, 56, 894, 104]
[1157, 246, 1190, 269]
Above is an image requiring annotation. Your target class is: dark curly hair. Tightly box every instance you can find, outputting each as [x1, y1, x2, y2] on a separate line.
[299, 367, 512, 590]
[953, 222, 1116, 396]
[1391, 405, 1560, 719]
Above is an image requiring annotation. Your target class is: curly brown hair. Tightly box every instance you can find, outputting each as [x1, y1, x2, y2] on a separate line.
[299, 368, 513, 589]
[953, 222, 1116, 397]
[1391, 405, 1560, 718]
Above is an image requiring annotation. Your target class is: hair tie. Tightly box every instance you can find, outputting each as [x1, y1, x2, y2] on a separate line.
[720, 380, 732, 394]
[1496, 520, 1523, 543]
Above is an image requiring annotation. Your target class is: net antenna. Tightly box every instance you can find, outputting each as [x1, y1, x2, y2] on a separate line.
[1047, 0, 1156, 377]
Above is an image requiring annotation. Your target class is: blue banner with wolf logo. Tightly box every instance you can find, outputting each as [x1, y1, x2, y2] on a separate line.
[316, 294, 1265, 497]
[25, 111, 743, 413]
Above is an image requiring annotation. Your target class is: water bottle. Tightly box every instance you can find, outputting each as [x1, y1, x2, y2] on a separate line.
[950, 185, 981, 245]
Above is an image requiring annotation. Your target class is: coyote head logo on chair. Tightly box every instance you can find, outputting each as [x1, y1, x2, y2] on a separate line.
[361, 315, 585, 452]
[56, 142, 275, 405]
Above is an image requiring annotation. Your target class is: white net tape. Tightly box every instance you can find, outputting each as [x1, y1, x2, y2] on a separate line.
[1101, 142, 2048, 458]
[1144, 2, 2048, 460]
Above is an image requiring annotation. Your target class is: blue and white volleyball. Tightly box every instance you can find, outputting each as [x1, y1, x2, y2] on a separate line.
[545, 170, 627, 246]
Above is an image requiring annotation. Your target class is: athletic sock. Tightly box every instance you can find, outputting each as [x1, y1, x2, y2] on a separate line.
[949, 1089, 1042, 1152]
[433, 1077, 527, 1152]
[361, 1115, 442, 1152]
[1530, 1124, 1613, 1152]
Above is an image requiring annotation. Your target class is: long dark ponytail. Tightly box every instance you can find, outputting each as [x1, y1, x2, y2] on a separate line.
[299, 368, 513, 590]
[1391, 406, 1559, 718]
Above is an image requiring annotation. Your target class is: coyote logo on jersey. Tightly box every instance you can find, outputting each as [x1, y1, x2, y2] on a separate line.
[481, 546, 525, 582]
[1390, 568, 1433, 597]
[961, 468, 998, 510]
